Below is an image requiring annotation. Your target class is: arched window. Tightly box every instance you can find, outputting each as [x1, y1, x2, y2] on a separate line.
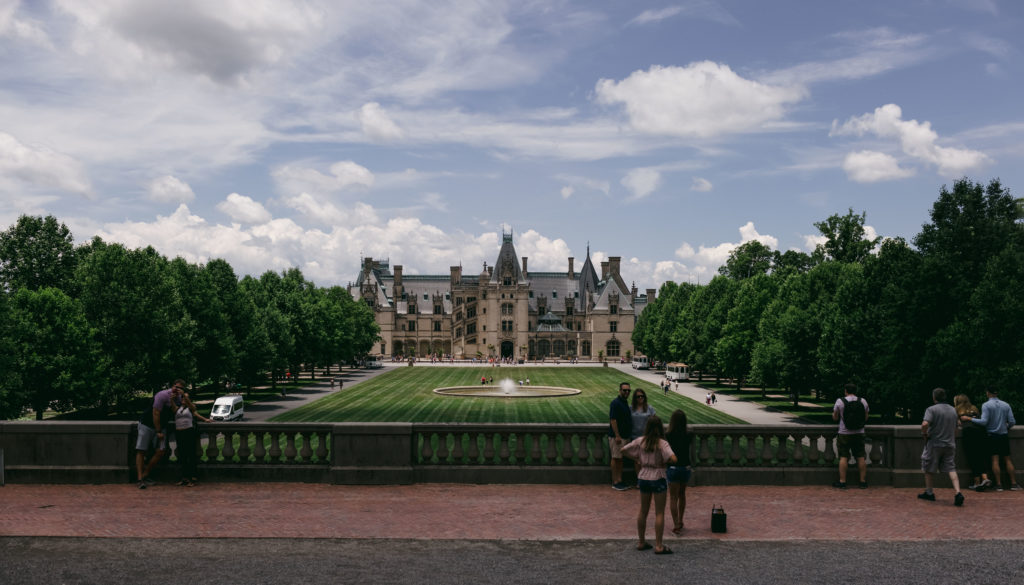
[538, 339, 551, 356]
[567, 340, 577, 355]
[581, 340, 591, 356]
[605, 339, 620, 357]
[553, 339, 565, 356]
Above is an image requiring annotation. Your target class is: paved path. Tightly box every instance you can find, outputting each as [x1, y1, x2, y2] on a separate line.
[243, 366, 395, 421]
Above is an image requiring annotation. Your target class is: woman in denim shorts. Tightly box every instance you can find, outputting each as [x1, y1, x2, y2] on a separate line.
[623, 415, 677, 554]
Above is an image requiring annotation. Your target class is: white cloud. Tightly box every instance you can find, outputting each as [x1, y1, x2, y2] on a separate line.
[216, 193, 272, 224]
[831, 104, 989, 176]
[358, 102, 404, 142]
[841, 150, 915, 183]
[675, 221, 778, 269]
[0, 131, 92, 196]
[627, 6, 684, 26]
[560, 185, 574, 199]
[0, 0, 51, 46]
[621, 168, 662, 199]
[690, 177, 713, 191]
[595, 62, 806, 138]
[513, 230, 573, 272]
[272, 160, 375, 196]
[147, 175, 195, 203]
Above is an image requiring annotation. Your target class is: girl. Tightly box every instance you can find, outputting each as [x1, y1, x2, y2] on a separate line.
[665, 409, 693, 534]
[174, 392, 213, 487]
[954, 394, 991, 490]
[623, 415, 677, 554]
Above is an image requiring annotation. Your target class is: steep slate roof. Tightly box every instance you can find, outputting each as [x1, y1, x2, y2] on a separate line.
[577, 246, 600, 305]
[489, 230, 527, 285]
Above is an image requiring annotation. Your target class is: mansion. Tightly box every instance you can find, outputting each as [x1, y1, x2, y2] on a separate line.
[350, 230, 655, 361]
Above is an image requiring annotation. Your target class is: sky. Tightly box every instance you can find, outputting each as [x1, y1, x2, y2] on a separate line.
[2, 0, 1022, 291]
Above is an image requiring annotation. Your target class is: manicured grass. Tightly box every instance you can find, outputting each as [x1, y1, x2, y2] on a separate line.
[271, 367, 746, 424]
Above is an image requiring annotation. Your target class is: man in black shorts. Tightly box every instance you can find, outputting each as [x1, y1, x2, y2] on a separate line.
[832, 383, 869, 489]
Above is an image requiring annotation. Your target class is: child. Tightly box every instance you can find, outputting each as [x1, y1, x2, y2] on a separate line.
[622, 415, 677, 554]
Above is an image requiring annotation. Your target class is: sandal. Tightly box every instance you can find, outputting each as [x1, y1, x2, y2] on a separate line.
[636, 543, 653, 551]
[654, 547, 673, 555]
[176, 479, 188, 486]
[185, 480, 196, 487]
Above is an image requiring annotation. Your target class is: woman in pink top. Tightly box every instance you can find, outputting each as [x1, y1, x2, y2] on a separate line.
[622, 415, 677, 554]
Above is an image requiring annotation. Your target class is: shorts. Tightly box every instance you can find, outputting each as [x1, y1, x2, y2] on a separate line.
[921, 444, 957, 473]
[136, 424, 168, 452]
[837, 434, 866, 459]
[988, 434, 1011, 457]
[609, 436, 625, 459]
[667, 465, 692, 484]
[637, 478, 668, 494]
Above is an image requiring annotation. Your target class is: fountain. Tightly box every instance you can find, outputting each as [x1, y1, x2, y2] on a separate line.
[433, 377, 580, 398]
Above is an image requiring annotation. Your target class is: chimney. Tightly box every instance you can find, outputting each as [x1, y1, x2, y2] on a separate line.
[522, 256, 528, 277]
[647, 288, 656, 301]
[450, 265, 461, 285]
[568, 257, 574, 278]
[363, 257, 373, 275]
[601, 261, 609, 280]
[608, 256, 621, 278]
[393, 265, 403, 286]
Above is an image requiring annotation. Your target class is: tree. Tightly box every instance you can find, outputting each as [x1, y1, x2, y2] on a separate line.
[0, 215, 76, 292]
[7, 288, 103, 419]
[0, 292, 25, 419]
[813, 208, 879, 264]
[715, 274, 778, 389]
[719, 241, 774, 280]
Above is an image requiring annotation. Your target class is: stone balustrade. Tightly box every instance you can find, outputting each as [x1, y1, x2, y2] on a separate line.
[1, 421, 1020, 487]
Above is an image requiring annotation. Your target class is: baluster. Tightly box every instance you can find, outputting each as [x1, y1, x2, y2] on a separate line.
[299, 430, 313, 462]
[421, 431, 435, 464]
[560, 433, 574, 464]
[315, 430, 328, 463]
[823, 435, 836, 464]
[452, 431, 466, 464]
[284, 432, 298, 462]
[436, 431, 450, 464]
[807, 433, 821, 465]
[591, 433, 605, 464]
[238, 430, 252, 462]
[482, 433, 496, 464]
[253, 430, 267, 463]
[713, 435, 726, 465]
[729, 433, 742, 464]
[467, 431, 481, 464]
[269, 430, 283, 462]
[529, 432, 542, 464]
[576, 432, 590, 464]
[222, 431, 236, 461]
[205, 431, 220, 462]
[545, 432, 558, 465]
[774, 432, 789, 465]
[760, 433, 774, 464]
[745, 434, 758, 463]
[792, 433, 805, 465]
[868, 434, 884, 467]
[698, 435, 712, 466]
[514, 432, 527, 464]
[498, 432, 511, 464]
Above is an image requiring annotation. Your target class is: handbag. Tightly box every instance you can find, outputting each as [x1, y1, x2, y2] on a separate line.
[711, 504, 727, 533]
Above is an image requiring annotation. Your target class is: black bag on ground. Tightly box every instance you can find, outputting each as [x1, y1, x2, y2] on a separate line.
[711, 504, 727, 533]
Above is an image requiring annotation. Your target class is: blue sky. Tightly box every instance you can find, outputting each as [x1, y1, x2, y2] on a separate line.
[2, 0, 1021, 290]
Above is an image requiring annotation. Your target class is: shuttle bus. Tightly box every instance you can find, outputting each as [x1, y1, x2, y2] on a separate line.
[665, 362, 690, 381]
[631, 355, 649, 370]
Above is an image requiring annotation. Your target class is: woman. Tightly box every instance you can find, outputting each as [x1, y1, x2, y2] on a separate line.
[629, 389, 656, 440]
[174, 392, 212, 487]
[622, 415, 677, 555]
[665, 409, 693, 535]
[954, 394, 991, 491]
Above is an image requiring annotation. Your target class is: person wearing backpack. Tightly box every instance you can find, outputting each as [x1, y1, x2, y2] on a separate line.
[832, 383, 869, 489]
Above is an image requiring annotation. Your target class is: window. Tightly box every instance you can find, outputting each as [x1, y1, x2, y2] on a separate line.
[407, 321, 416, 331]
[482, 307, 487, 314]
[581, 340, 591, 356]
[364, 298, 373, 308]
[502, 303, 514, 315]
[482, 292, 487, 300]
[456, 297, 463, 306]
[610, 304, 618, 314]
[408, 304, 416, 315]
[423, 293, 429, 301]
[606, 339, 620, 357]
[610, 321, 618, 333]
[467, 323, 476, 334]
[566, 306, 573, 316]
[482, 325, 486, 331]
[552, 290, 558, 298]
[456, 327, 463, 337]
[434, 305, 442, 314]
[529, 291, 534, 298]
[502, 320, 513, 332]
[467, 296, 476, 303]
[467, 307, 476, 318]
[433, 321, 441, 332]
[503, 276, 512, 286]
[381, 343, 386, 354]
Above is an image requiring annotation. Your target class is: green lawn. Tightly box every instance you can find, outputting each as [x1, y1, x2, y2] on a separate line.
[271, 367, 746, 424]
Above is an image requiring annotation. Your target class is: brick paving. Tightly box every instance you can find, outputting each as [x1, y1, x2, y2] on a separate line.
[2, 482, 1021, 541]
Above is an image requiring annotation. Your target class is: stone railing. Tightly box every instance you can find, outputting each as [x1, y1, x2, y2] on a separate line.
[1, 421, 1020, 487]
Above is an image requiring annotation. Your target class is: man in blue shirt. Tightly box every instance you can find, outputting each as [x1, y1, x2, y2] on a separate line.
[962, 389, 1020, 491]
[608, 381, 632, 491]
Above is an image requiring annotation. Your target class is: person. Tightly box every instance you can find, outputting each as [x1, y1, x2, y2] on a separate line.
[711, 392, 717, 405]
[608, 382, 633, 491]
[622, 415, 677, 555]
[665, 409, 693, 535]
[962, 389, 1020, 491]
[135, 380, 185, 489]
[954, 394, 991, 491]
[174, 391, 212, 487]
[706, 392, 711, 405]
[832, 383, 869, 489]
[918, 388, 964, 506]
[630, 389, 656, 440]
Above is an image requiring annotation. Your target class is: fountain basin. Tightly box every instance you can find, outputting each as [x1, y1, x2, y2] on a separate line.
[433, 385, 581, 398]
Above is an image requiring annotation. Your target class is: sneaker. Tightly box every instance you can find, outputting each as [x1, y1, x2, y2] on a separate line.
[137, 481, 147, 490]
[954, 492, 964, 506]
[1010, 485, 1023, 491]
[917, 491, 936, 501]
[858, 481, 868, 489]
[832, 481, 847, 489]
[995, 485, 1004, 492]
[142, 477, 157, 486]
[980, 478, 992, 489]
[967, 483, 979, 491]
[612, 482, 630, 491]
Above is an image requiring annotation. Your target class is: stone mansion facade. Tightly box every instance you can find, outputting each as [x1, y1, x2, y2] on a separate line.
[350, 231, 655, 361]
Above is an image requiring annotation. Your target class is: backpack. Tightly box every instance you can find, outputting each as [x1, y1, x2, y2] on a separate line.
[842, 397, 866, 431]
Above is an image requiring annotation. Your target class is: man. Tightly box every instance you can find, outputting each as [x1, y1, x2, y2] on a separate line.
[832, 383, 869, 489]
[962, 389, 1020, 491]
[918, 387, 964, 505]
[608, 381, 633, 491]
[135, 379, 185, 489]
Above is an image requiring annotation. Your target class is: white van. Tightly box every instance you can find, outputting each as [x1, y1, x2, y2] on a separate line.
[631, 356, 649, 370]
[211, 395, 244, 421]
